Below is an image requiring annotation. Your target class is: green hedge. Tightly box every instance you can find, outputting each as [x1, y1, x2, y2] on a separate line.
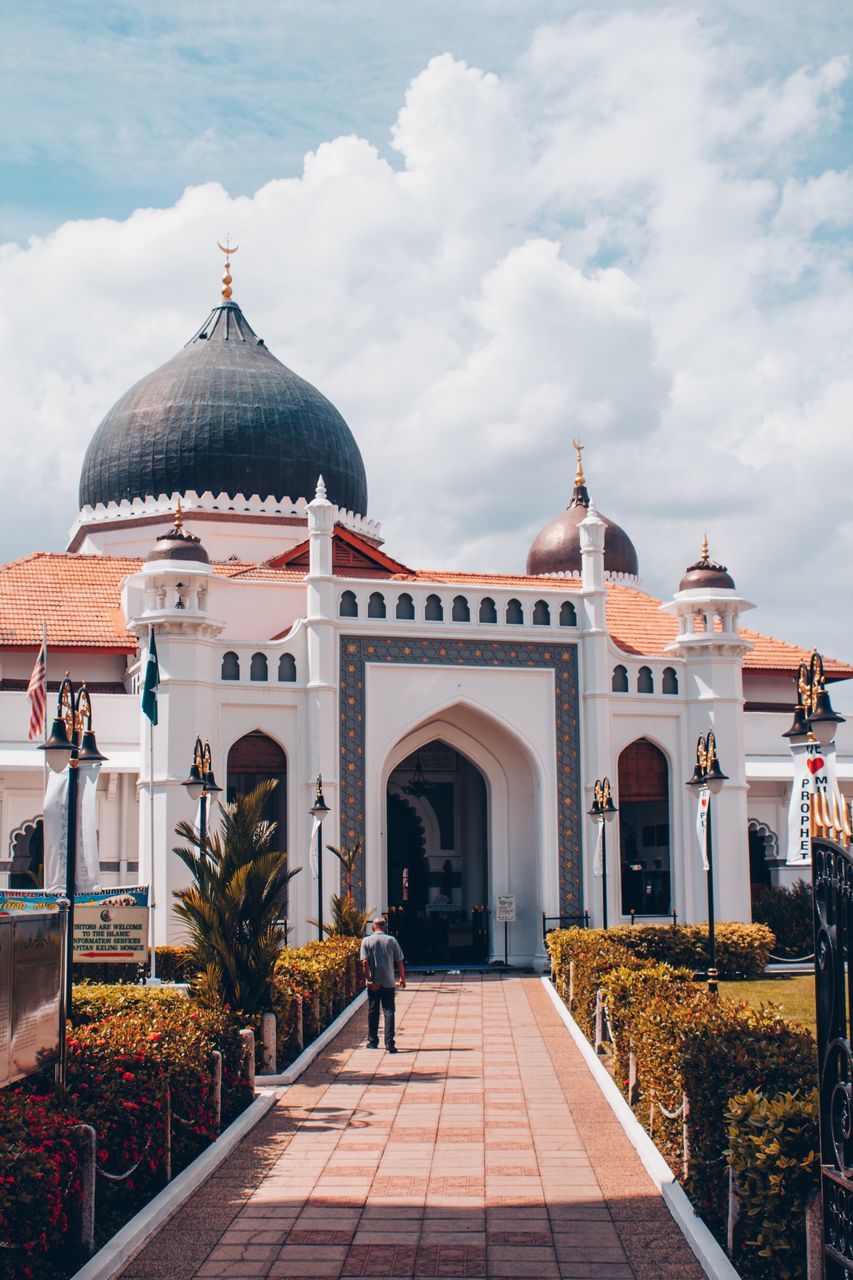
[751, 881, 813, 960]
[726, 1089, 819, 1280]
[546, 924, 818, 1275]
[270, 936, 363, 1064]
[600, 921, 774, 978]
[71, 945, 193, 986]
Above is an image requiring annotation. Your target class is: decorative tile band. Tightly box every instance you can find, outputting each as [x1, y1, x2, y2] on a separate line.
[338, 635, 581, 913]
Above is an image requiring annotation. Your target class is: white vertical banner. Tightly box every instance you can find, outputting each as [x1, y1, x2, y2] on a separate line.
[43, 770, 69, 891]
[696, 787, 710, 871]
[309, 814, 320, 879]
[76, 762, 102, 892]
[787, 741, 840, 864]
[592, 822, 604, 877]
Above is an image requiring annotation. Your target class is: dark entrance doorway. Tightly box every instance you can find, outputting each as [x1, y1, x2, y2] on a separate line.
[386, 740, 489, 965]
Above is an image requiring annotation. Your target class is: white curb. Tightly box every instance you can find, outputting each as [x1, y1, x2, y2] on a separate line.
[71, 1087, 279, 1280]
[541, 977, 741, 1280]
[256, 988, 367, 1085]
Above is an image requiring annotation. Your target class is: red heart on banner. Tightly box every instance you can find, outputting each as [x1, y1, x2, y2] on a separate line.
[807, 757, 825, 775]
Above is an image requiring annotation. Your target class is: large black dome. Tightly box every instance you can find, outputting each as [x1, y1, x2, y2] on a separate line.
[79, 300, 368, 514]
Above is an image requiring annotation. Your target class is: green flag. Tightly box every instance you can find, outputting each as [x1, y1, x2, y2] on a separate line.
[142, 627, 159, 725]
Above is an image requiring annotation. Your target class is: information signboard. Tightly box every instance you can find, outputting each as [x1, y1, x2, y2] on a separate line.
[0, 911, 62, 1089]
[496, 895, 516, 923]
[73, 887, 149, 963]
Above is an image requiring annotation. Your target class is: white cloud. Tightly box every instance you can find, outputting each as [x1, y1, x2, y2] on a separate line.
[2, 11, 853, 661]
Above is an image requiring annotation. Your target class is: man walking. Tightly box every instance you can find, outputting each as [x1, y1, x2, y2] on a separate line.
[360, 916, 405, 1052]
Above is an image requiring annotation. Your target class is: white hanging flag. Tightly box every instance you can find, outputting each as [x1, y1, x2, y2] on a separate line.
[76, 762, 102, 892]
[787, 741, 815, 865]
[592, 822, 604, 877]
[42, 763, 102, 892]
[696, 787, 710, 871]
[309, 814, 321, 879]
[43, 769, 69, 891]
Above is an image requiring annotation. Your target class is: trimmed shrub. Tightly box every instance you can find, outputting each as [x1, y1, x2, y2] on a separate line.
[751, 881, 813, 960]
[71, 945, 193, 986]
[272, 936, 363, 1061]
[546, 928, 633, 1038]
[0, 1093, 84, 1279]
[71, 982, 188, 1027]
[726, 1089, 819, 1280]
[600, 961, 697, 1090]
[603, 922, 774, 978]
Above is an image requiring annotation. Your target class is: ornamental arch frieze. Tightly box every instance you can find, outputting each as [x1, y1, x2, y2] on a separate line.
[338, 636, 582, 915]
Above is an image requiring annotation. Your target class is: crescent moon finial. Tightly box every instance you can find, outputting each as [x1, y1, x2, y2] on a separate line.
[217, 236, 239, 300]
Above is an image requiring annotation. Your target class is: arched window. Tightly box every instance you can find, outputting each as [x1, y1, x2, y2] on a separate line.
[452, 595, 470, 622]
[226, 733, 288, 891]
[339, 590, 358, 618]
[278, 654, 296, 682]
[612, 664, 629, 693]
[9, 817, 44, 889]
[221, 651, 240, 681]
[532, 600, 550, 626]
[506, 598, 524, 625]
[637, 666, 654, 694]
[250, 652, 268, 682]
[395, 593, 415, 620]
[559, 601, 577, 627]
[662, 667, 678, 695]
[748, 819, 778, 893]
[425, 594, 444, 621]
[617, 739, 671, 917]
[368, 592, 386, 619]
[479, 597, 497, 624]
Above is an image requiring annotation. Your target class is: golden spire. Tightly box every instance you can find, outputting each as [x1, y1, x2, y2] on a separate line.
[572, 438, 585, 487]
[217, 238, 239, 301]
[701, 532, 709, 561]
[175, 497, 184, 530]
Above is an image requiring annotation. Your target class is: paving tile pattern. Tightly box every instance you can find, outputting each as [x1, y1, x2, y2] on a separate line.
[120, 974, 705, 1279]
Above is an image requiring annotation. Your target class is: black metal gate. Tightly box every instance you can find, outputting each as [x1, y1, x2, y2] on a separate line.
[813, 834, 853, 1275]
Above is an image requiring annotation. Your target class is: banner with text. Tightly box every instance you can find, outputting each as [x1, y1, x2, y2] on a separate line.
[787, 741, 845, 864]
[696, 787, 710, 871]
[0, 887, 149, 963]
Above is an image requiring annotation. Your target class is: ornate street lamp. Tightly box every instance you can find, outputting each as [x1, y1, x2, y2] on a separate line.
[39, 676, 107, 1010]
[310, 776, 331, 941]
[588, 777, 617, 929]
[686, 729, 727, 995]
[181, 737, 222, 841]
[783, 651, 845, 749]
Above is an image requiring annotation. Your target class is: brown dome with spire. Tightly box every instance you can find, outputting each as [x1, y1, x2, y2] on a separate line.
[526, 442, 639, 579]
[678, 535, 735, 591]
[145, 501, 210, 563]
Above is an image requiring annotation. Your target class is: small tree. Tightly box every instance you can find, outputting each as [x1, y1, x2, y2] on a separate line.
[321, 838, 372, 937]
[172, 780, 300, 1014]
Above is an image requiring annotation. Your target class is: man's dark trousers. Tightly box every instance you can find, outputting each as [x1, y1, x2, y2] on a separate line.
[367, 986, 396, 1048]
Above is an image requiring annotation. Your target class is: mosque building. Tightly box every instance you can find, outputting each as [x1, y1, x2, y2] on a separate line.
[1, 256, 850, 965]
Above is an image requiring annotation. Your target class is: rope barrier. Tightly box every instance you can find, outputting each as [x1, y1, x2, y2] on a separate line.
[96, 1137, 152, 1182]
[656, 1098, 686, 1120]
[769, 952, 815, 963]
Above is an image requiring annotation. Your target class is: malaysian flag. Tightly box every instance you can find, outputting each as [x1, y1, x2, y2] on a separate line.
[27, 638, 47, 740]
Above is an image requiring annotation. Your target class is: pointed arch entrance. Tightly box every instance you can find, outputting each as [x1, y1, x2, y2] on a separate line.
[226, 731, 288, 848]
[386, 741, 489, 964]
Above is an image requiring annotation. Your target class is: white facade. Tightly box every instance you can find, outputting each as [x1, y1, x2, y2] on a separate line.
[2, 478, 843, 968]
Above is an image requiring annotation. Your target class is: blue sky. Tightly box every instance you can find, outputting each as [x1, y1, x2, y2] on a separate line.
[4, 2, 853, 665]
[4, 1, 852, 243]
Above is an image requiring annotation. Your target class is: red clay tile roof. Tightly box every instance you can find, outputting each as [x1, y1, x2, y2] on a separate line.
[0, 552, 850, 679]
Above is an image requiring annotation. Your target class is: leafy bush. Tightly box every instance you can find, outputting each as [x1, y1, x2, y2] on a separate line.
[0, 1093, 84, 1279]
[603, 922, 774, 978]
[726, 1089, 819, 1280]
[600, 961, 697, 1089]
[751, 881, 813, 960]
[272, 936, 363, 1061]
[71, 945, 194, 986]
[545, 928, 633, 1037]
[173, 780, 300, 1015]
[71, 982, 188, 1027]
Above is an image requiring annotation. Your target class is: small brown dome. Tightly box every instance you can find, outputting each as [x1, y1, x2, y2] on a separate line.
[526, 446, 639, 579]
[678, 536, 734, 591]
[145, 504, 209, 564]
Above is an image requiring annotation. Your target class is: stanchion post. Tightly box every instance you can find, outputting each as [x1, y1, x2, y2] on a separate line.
[211, 1050, 222, 1135]
[74, 1123, 96, 1255]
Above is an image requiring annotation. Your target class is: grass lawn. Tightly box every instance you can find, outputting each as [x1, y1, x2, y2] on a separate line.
[718, 974, 816, 1035]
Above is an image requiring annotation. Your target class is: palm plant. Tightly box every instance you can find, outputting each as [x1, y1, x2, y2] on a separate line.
[318, 838, 372, 937]
[172, 780, 300, 1014]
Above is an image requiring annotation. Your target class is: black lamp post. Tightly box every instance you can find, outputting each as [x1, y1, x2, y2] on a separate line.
[782, 650, 846, 845]
[686, 730, 727, 995]
[39, 676, 107, 1011]
[588, 777, 617, 929]
[181, 737, 222, 841]
[310, 775, 330, 941]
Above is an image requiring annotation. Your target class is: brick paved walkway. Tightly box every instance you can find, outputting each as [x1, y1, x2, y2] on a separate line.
[121, 974, 705, 1280]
